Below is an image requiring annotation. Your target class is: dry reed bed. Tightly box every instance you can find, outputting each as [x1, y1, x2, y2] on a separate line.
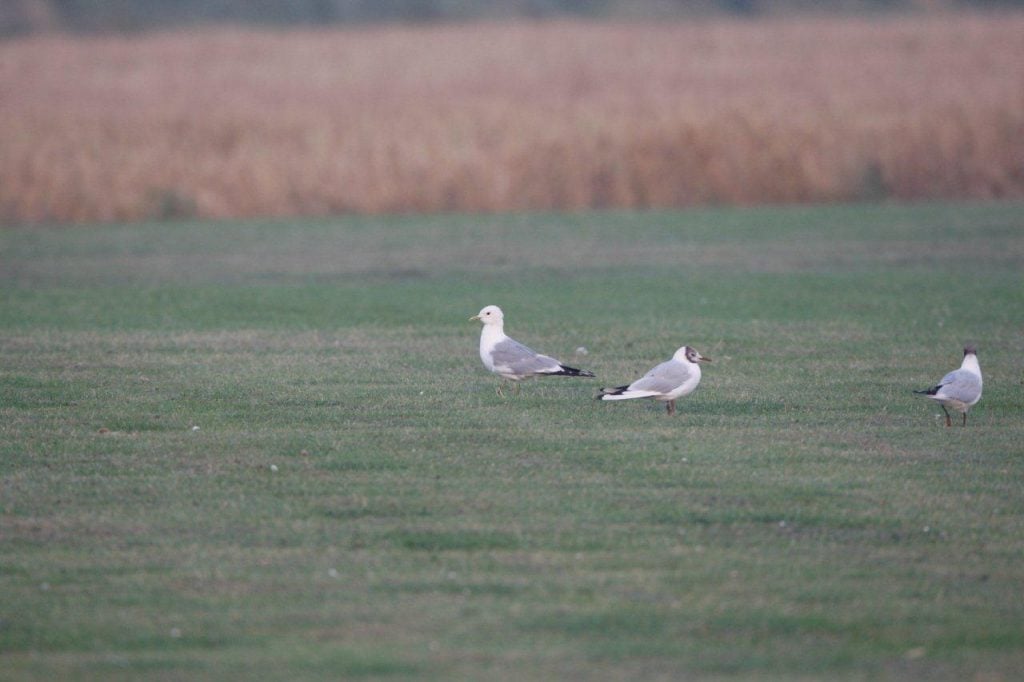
[2, 14, 1023, 223]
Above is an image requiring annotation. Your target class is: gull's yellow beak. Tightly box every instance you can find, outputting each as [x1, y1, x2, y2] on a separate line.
[469, 314, 481, 321]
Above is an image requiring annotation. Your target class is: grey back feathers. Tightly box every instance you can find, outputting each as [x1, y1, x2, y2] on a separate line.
[490, 337, 563, 376]
[626, 359, 695, 395]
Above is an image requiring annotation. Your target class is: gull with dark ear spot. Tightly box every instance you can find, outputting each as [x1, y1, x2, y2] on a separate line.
[598, 346, 710, 415]
[914, 345, 983, 427]
[470, 305, 595, 396]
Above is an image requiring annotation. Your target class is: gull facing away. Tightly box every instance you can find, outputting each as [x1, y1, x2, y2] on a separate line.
[470, 305, 594, 395]
[914, 345, 982, 427]
[598, 346, 710, 415]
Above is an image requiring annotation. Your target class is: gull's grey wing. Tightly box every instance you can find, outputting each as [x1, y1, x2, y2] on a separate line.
[490, 337, 562, 376]
[936, 369, 982, 402]
[627, 360, 692, 395]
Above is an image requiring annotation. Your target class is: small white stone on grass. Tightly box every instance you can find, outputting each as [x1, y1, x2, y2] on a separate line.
[191, 425, 200, 432]
[270, 464, 278, 472]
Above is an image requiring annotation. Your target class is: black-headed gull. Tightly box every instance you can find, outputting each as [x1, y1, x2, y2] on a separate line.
[470, 305, 594, 395]
[914, 345, 983, 427]
[598, 346, 710, 415]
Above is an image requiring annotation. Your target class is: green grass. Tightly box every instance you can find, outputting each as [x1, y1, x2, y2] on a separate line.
[1, 201, 1023, 680]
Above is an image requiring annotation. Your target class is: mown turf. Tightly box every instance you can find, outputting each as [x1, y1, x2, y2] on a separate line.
[1, 202, 1023, 680]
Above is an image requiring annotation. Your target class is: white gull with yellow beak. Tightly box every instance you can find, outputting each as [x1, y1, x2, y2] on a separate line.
[470, 305, 594, 395]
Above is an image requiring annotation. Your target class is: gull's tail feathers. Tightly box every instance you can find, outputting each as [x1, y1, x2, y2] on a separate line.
[598, 386, 659, 401]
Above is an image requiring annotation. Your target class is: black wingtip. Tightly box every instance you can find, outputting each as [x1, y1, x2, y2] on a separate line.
[913, 387, 939, 396]
[555, 364, 595, 378]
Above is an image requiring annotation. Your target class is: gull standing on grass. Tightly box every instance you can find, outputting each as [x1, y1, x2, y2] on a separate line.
[914, 345, 983, 427]
[598, 346, 710, 415]
[470, 305, 594, 396]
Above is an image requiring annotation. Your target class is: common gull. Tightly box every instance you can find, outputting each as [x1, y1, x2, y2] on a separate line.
[470, 305, 594, 395]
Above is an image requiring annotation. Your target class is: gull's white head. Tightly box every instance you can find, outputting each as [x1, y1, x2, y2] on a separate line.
[674, 346, 711, 364]
[961, 343, 981, 376]
[470, 305, 504, 326]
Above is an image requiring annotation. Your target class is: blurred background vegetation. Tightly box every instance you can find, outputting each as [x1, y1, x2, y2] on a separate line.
[4, 0, 1024, 35]
[4, 2, 1022, 223]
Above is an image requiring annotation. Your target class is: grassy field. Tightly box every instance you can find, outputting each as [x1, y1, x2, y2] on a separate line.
[3, 14, 1024, 224]
[1, 201, 1023, 680]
